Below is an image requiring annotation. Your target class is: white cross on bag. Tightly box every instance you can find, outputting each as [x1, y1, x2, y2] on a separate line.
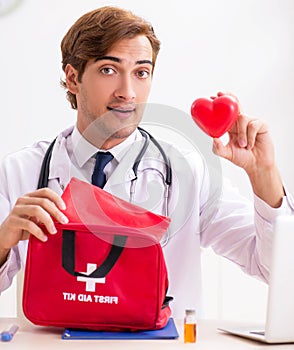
[77, 263, 106, 292]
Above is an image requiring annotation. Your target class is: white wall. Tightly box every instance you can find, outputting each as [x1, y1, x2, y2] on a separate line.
[0, 0, 293, 321]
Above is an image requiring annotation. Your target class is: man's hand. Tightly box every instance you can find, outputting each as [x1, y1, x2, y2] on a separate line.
[212, 113, 274, 173]
[212, 92, 285, 208]
[0, 188, 68, 265]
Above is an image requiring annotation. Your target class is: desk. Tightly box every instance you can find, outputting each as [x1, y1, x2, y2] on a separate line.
[1, 317, 294, 349]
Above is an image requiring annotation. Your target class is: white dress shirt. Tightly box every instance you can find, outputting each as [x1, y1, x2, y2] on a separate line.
[0, 125, 293, 318]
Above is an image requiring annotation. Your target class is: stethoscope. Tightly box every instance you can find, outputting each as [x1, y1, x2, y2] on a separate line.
[37, 127, 172, 246]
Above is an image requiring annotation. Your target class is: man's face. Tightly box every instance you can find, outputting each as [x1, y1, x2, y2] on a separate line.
[66, 35, 153, 149]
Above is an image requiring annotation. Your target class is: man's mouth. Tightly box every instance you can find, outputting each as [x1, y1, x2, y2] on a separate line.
[107, 106, 135, 113]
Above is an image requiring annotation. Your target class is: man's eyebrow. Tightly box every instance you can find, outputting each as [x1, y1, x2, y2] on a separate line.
[136, 59, 153, 66]
[95, 56, 120, 63]
[95, 56, 153, 66]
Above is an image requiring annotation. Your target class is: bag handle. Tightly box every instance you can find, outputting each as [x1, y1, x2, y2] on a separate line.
[62, 230, 127, 278]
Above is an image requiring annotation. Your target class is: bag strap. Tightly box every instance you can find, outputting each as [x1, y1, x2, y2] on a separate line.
[62, 230, 127, 278]
[39, 141, 128, 279]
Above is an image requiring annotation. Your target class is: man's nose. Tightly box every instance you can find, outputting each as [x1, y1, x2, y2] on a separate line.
[114, 75, 136, 101]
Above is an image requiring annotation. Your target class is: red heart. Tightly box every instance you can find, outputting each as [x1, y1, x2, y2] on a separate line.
[191, 95, 239, 138]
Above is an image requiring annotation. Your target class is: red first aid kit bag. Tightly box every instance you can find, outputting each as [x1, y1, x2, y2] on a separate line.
[22, 178, 172, 331]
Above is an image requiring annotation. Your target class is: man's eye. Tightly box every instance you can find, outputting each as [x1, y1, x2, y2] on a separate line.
[100, 67, 115, 75]
[137, 70, 150, 79]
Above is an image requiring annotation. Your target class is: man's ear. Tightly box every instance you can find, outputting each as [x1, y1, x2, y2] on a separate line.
[65, 64, 79, 94]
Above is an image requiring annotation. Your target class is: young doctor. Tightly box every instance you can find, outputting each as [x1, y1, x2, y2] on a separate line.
[0, 6, 293, 318]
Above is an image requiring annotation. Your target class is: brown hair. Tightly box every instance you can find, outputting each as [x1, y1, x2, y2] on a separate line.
[60, 6, 161, 109]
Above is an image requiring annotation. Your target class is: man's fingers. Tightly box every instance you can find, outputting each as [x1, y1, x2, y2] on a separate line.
[0, 188, 68, 249]
[13, 205, 57, 235]
[233, 114, 268, 150]
[212, 138, 231, 160]
[20, 219, 49, 242]
[235, 114, 248, 148]
[15, 195, 68, 226]
[246, 119, 267, 149]
[26, 188, 66, 210]
[6, 216, 48, 242]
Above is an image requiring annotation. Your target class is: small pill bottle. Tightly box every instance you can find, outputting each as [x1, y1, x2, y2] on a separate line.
[184, 309, 197, 343]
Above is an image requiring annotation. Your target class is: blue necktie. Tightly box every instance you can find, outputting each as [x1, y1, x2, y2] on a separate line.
[91, 151, 113, 188]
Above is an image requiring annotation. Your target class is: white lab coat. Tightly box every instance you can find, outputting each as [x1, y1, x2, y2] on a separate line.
[0, 126, 293, 318]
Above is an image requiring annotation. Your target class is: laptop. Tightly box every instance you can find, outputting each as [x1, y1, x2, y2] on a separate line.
[218, 215, 294, 343]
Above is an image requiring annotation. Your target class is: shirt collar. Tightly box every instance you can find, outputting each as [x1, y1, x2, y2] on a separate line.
[71, 125, 141, 167]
